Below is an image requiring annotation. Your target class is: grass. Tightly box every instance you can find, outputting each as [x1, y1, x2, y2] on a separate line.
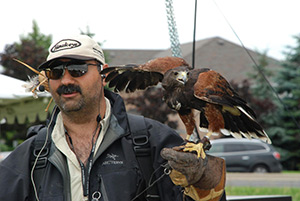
[225, 186, 300, 201]
[282, 170, 300, 174]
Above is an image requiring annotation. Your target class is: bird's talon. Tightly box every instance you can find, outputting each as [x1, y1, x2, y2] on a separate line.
[183, 142, 206, 159]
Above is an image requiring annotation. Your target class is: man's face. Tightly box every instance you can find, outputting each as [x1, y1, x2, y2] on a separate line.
[47, 59, 103, 113]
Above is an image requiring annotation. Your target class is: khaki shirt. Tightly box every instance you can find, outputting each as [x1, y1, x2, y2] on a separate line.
[52, 98, 112, 201]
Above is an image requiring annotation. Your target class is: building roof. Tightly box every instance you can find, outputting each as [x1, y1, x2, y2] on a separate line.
[104, 36, 281, 83]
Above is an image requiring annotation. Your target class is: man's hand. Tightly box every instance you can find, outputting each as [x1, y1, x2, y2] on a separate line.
[161, 144, 226, 201]
[161, 145, 206, 186]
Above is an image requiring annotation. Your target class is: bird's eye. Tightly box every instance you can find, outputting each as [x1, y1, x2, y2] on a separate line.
[174, 72, 178, 75]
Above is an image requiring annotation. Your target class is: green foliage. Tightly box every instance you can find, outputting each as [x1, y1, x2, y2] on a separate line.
[0, 20, 52, 80]
[0, 130, 17, 150]
[226, 186, 299, 201]
[20, 20, 52, 50]
[247, 50, 274, 99]
[0, 142, 13, 151]
[0, 116, 46, 151]
[0, 129, 24, 151]
[248, 52, 278, 129]
[270, 34, 300, 170]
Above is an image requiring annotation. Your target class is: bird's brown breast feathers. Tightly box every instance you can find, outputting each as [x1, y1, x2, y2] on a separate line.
[204, 103, 225, 132]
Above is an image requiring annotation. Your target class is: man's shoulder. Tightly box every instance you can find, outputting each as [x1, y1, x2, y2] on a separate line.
[0, 136, 34, 173]
[26, 124, 47, 138]
[144, 116, 178, 135]
[127, 114, 175, 133]
[140, 116, 183, 146]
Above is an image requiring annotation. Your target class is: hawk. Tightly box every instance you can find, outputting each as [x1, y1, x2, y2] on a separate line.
[101, 57, 271, 158]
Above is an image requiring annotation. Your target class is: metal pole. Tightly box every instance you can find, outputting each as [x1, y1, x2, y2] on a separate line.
[192, 0, 198, 69]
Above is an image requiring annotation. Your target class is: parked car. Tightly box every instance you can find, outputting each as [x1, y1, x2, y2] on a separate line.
[207, 138, 282, 173]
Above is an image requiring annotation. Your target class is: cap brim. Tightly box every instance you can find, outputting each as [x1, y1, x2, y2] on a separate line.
[38, 55, 95, 69]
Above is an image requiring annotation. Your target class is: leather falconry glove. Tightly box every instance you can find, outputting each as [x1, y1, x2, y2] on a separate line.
[161, 144, 226, 201]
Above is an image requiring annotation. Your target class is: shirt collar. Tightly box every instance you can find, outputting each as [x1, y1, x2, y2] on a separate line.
[52, 97, 112, 161]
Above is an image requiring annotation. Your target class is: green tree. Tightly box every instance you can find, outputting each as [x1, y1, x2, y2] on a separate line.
[0, 20, 52, 80]
[247, 51, 278, 129]
[271, 34, 300, 170]
[230, 51, 277, 130]
[248, 51, 274, 98]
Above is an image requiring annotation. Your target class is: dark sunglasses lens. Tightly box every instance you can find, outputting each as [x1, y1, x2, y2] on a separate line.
[67, 64, 88, 77]
[46, 67, 64, 80]
[45, 64, 88, 79]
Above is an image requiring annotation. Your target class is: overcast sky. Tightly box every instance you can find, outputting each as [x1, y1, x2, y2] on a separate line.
[1, 0, 299, 61]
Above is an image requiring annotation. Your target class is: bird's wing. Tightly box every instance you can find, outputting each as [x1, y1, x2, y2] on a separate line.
[193, 70, 251, 114]
[100, 56, 190, 92]
[101, 64, 164, 92]
[193, 70, 271, 144]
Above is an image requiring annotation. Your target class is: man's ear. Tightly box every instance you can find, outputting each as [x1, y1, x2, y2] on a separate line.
[101, 64, 109, 86]
[102, 63, 109, 71]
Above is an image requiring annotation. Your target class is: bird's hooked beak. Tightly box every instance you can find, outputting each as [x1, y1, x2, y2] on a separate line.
[176, 71, 188, 84]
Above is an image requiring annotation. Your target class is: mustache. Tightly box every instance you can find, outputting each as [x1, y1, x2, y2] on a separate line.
[56, 84, 82, 95]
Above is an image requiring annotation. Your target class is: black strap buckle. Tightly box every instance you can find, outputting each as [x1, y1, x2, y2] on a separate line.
[133, 135, 150, 156]
[34, 157, 48, 169]
[33, 147, 49, 169]
[133, 135, 149, 146]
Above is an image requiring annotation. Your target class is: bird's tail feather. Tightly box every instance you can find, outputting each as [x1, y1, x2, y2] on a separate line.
[199, 107, 271, 144]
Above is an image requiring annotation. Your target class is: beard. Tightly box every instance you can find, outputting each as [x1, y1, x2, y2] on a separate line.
[57, 96, 85, 112]
[53, 84, 85, 112]
[51, 83, 102, 115]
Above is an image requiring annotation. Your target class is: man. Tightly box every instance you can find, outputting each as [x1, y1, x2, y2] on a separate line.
[0, 35, 226, 201]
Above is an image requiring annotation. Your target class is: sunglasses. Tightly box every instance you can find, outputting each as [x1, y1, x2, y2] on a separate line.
[45, 61, 101, 80]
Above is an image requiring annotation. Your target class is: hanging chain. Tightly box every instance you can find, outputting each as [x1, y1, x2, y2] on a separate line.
[165, 0, 182, 58]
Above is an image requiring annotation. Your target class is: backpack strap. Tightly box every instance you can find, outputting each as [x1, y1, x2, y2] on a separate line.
[28, 125, 51, 200]
[127, 114, 160, 201]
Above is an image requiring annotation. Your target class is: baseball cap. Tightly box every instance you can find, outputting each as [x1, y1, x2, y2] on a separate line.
[38, 35, 105, 69]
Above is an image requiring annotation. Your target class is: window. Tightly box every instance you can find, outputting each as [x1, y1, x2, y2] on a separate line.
[208, 144, 224, 153]
[244, 143, 266, 151]
[224, 143, 245, 152]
